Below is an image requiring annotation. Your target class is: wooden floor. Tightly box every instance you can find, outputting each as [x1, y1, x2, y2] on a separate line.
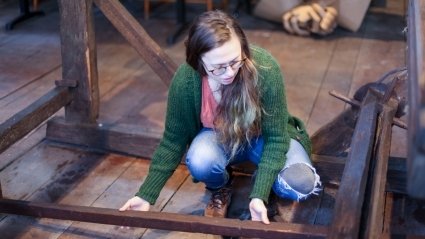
[1, 0, 423, 238]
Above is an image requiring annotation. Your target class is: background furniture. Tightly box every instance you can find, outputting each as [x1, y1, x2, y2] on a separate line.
[144, 0, 228, 20]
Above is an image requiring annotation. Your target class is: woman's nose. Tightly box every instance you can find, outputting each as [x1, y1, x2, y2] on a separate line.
[223, 65, 236, 77]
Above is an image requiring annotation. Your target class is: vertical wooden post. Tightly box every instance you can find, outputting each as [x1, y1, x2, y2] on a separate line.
[58, 0, 99, 123]
[328, 92, 379, 239]
[364, 99, 398, 238]
[407, 0, 425, 199]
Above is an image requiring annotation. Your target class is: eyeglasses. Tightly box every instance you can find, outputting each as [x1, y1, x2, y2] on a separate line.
[204, 58, 247, 76]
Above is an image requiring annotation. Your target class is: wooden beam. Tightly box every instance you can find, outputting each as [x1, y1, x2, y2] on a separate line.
[58, 0, 99, 123]
[0, 87, 72, 155]
[93, 0, 177, 87]
[0, 199, 328, 238]
[46, 116, 162, 158]
[311, 154, 345, 185]
[364, 99, 398, 238]
[311, 154, 406, 193]
[328, 92, 379, 239]
[406, 0, 425, 199]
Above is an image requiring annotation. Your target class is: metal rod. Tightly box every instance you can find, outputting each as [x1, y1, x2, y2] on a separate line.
[329, 90, 407, 129]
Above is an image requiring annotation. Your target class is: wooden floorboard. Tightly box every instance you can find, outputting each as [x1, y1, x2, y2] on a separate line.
[306, 28, 365, 134]
[0, 0, 419, 237]
[57, 162, 189, 239]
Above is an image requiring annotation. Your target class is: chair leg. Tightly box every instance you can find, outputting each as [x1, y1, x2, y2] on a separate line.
[33, 0, 39, 10]
[144, 0, 150, 20]
[206, 0, 213, 11]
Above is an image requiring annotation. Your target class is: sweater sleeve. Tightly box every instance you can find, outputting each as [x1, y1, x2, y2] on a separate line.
[249, 47, 290, 203]
[136, 65, 196, 204]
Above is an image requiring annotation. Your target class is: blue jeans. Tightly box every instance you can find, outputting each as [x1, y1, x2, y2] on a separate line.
[185, 128, 321, 201]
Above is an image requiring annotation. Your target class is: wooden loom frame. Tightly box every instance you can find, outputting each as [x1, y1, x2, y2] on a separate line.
[0, 0, 424, 238]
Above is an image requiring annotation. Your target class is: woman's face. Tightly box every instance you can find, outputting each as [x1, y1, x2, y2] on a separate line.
[201, 34, 242, 86]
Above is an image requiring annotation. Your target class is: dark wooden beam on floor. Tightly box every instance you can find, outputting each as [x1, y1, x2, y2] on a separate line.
[46, 116, 162, 159]
[0, 198, 328, 239]
[0, 87, 72, 155]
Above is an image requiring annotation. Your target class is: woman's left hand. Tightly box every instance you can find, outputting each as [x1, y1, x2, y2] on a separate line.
[249, 198, 270, 224]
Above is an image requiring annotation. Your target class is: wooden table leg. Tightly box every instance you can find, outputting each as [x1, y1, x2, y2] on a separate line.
[166, 0, 187, 45]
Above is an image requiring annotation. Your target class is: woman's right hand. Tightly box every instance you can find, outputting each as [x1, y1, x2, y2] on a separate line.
[119, 196, 150, 211]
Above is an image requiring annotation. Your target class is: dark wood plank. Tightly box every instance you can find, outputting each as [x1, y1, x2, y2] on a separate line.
[328, 92, 379, 239]
[276, 192, 323, 225]
[226, 173, 252, 223]
[93, 0, 177, 87]
[58, 0, 99, 123]
[387, 157, 407, 194]
[58, 163, 189, 239]
[364, 99, 398, 238]
[383, 193, 425, 237]
[314, 185, 338, 226]
[311, 154, 345, 186]
[382, 192, 394, 237]
[0, 145, 106, 201]
[311, 108, 358, 157]
[0, 148, 188, 238]
[312, 154, 408, 193]
[46, 116, 161, 158]
[0, 199, 329, 239]
[0, 87, 72, 154]
[142, 174, 213, 239]
[0, 143, 109, 231]
[0, 151, 126, 237]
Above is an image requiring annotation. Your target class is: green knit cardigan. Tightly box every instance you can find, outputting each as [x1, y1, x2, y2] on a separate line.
[136, 45, 312, 204]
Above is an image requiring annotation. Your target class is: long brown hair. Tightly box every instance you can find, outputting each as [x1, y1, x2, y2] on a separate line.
[185, 10, 262, 157]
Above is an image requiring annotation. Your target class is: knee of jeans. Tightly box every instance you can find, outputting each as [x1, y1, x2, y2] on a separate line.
[186, 149, 226, 182]
[273, 163, 322, 202]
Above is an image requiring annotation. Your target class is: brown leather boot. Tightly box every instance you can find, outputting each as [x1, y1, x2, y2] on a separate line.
[204, 187, 232, 218]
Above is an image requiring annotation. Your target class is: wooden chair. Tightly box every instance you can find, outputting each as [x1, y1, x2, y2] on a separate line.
[144, 0, 228, 20]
